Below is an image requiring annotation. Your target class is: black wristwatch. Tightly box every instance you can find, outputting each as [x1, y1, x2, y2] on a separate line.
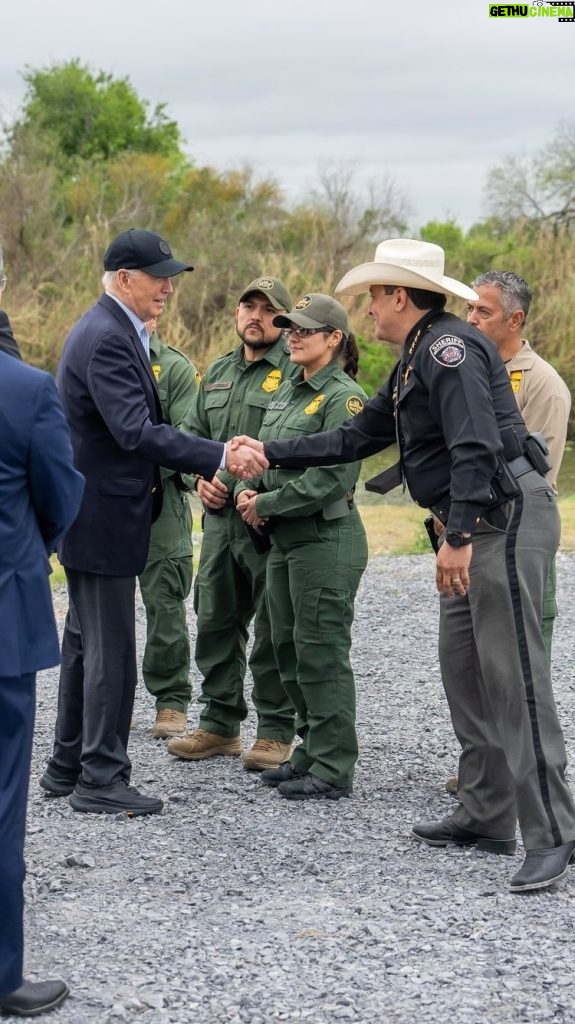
[445, 530, 473, 548]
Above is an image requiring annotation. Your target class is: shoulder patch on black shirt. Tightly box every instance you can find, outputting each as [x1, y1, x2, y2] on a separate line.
[430, 335, 466, 368]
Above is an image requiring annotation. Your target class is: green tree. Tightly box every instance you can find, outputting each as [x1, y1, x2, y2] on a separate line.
[11, 61, 182, 167]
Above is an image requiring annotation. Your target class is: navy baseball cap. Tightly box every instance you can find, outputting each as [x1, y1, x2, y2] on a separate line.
[103, 229, 194, 277]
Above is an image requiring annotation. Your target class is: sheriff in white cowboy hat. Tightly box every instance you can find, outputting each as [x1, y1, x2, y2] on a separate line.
[335, 238, 478, 301]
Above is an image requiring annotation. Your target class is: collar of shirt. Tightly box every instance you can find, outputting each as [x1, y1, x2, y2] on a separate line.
[106, 293, 150, 359]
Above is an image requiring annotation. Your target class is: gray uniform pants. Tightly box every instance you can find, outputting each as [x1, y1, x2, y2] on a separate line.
[439, 469, 575, 851]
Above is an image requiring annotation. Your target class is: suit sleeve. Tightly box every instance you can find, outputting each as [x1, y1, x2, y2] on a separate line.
[0, 310, 22, 360]
[263, 382, 397, 468]
[29, 375, 85, 552]
[87, 332, 224, 479]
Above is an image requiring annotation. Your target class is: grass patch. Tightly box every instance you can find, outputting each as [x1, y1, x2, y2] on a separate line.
[49, 555, 67, 586]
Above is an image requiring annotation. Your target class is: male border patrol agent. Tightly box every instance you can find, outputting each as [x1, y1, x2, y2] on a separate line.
[139, 320, 199, 738]
[167, 278, 295, 770]
[233, 240, 575, 893]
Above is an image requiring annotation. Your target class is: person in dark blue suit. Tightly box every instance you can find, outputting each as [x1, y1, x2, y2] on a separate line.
[40, 229, 266, 817]
[0, 350, 84, 1017]
[0, 258, 21, 358]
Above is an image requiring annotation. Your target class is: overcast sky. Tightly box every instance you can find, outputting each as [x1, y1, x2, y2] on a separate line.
[0, 0, 572, 230]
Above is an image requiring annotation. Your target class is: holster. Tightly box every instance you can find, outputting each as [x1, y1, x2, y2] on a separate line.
[244, 521, 273, 554]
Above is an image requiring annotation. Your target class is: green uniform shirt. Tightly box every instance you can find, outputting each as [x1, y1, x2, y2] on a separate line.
[181, 338, 295, 493]
[147, 333, 199, 560]
[253, 363, 368, 519]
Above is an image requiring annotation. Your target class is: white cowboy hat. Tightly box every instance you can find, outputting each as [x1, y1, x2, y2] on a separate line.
[335, 239, 478, 302]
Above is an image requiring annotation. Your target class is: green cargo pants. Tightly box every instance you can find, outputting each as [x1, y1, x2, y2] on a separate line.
[193, 507, 295, 741]
[139, 554, 193, 712]
[265, 510, 368, 789]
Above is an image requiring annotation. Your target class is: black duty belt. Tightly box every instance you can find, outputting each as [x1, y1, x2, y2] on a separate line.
[507, 454, 536, 479]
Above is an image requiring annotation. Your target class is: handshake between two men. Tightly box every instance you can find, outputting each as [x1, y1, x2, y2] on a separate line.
[197, 436, 271, 529]
[225, 435, 267, 477]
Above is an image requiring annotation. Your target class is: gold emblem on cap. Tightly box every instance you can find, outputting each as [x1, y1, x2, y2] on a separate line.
[295, 295, 312, 309]
[262, 369, 282, 393]
[256, 278, 274, 290]
[346, 396, 364, 416]
[304, 394, 325, 415]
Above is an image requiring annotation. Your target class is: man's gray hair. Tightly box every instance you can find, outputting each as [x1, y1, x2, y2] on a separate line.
[470, 270, 532, 324]
[102, 268, 143, 290]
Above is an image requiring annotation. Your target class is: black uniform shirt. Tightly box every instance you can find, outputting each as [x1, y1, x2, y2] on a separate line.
[265, 310, 528, 534]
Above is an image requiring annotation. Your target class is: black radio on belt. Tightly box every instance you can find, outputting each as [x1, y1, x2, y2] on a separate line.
[524, 432, 552, 477]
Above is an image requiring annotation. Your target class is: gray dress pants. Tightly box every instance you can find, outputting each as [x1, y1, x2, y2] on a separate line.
[439, 469, 575, 850]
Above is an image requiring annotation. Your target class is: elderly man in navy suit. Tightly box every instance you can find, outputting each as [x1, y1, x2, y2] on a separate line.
[40, 229, 266, 816]
[0, 347, 84, 1017]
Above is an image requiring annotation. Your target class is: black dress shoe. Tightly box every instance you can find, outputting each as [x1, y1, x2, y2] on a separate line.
[509, 840, 575, 892]
[411, 817, 516, 855]
[39, 764, 79, 797]
[260, 762, 308, 788]
[69, 780, 163, 816]
[0, 977, 69, 1016]
[277, 772, 351, 801]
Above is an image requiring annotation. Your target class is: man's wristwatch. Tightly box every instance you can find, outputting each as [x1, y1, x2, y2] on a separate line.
[444, 530, 472, 548]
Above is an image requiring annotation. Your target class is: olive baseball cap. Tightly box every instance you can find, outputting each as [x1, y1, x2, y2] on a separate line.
[238, 276, 292, 311]
[103, 229, 194, 277]
[273, 293, 349, 337]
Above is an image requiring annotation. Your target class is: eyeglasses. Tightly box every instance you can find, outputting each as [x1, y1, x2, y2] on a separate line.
[284, 327, 331, 339]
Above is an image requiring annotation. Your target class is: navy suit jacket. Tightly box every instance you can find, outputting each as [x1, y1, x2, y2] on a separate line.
[57, 294, 223, 576]
[0, 352, 84, 676]
[0, 310, 21, 360]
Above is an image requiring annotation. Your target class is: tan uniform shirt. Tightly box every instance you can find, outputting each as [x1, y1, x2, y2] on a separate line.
[506, 339, 571, 490]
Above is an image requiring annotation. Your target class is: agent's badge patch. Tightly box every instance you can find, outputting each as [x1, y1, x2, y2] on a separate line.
[346, 396, 364, 416]
[509, 370, 523, 393]
[295, 295, 312, 310]
[151, 363, 161, 381]
[430, 335, 466, 367]
[159, 240, 171, 255]
[262, 369, 282, 393]
[256, 278, 274, 290]
[304, 394, 325, 415]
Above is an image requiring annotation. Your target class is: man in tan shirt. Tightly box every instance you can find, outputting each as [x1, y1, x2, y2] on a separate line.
[466, 270, 571, 654]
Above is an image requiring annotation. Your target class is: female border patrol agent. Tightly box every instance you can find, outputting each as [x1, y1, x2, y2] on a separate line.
[237, 294, 368, 800]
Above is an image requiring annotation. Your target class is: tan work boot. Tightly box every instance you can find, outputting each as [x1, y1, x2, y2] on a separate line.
[167, 728, 241, 761]
[242, 739, 293, 772]
[152, 709, 188, 739]
[445, 775, 459, 795]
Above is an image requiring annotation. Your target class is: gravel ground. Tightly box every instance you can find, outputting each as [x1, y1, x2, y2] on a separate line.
[20, 552, 575, 1024]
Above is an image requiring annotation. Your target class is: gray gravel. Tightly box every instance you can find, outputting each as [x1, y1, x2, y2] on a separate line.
[22, 553, 575, 1024]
